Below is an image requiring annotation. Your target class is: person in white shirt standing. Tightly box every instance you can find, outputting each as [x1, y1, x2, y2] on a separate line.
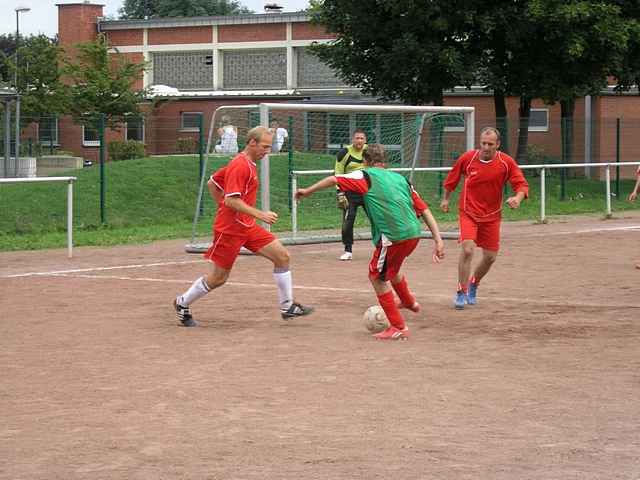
[214, 115, 238, 154]
[270, 120, 289, 153]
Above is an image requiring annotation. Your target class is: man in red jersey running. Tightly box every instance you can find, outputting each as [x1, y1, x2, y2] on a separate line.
[441, 127, 529, 309]
[296, 144, 445, 340]
[173, 126, 313, 327]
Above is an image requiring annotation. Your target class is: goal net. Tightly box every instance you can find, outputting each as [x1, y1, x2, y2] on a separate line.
[186, 103, 474, 252]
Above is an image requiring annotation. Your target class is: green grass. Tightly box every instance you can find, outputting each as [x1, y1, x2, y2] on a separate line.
[1, 154, 639, 252]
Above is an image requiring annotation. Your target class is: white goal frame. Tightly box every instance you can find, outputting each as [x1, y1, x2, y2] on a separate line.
[258, 103, 476, 214]
[0, 176, 77, 258]
[186, 103, 475, 252]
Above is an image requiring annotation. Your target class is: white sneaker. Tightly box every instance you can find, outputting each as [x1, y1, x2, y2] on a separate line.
[339, 252, 353, 261]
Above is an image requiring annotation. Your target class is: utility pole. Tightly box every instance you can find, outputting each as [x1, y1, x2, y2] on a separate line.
[14, 6, 31, 176]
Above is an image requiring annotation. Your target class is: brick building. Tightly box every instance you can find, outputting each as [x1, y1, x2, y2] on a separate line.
[49, 2, 639, 177]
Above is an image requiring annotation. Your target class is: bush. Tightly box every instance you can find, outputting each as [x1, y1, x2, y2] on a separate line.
[108, 140, 146, 161]
[176, 137, 198, 154]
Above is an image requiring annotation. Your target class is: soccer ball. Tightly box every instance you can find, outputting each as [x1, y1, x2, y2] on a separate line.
[363, 305, 389, 334]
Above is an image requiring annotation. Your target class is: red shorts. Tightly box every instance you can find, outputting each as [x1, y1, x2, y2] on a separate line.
[368, 237, 420, 281]
[204, 224, 276, 270]
[459, 211, 501, 251]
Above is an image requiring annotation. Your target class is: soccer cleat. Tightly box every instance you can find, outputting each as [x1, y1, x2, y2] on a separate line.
[281, 302, 314, 320]
[374, 325, 409, 340]
[454, 291, 467, 310]
[339, 251, 353, 261]
[173, 298, 197, 327]
[395, 298, 421, 313]
[467, 281, 478, 305]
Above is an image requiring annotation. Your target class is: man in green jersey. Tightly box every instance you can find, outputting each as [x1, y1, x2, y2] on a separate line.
[335, 129, 367, 261]
[296, 144, 445, 340]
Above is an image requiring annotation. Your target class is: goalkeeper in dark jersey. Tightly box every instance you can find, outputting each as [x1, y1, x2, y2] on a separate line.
[296, 144, 445, 340]
[334, 129, 367, 261]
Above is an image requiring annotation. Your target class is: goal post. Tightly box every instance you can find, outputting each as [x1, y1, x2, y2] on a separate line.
[186, 103, 474, 253]
[0, 176, 77, 258]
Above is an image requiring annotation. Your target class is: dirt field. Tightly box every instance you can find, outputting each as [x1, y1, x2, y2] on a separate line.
[1, 213, 639, 480]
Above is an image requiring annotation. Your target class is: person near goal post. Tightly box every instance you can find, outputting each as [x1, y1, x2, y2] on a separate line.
[440, 126, 529, 309]
[334, 129, 368, 261]
[173, 126, 314, 327]
[296, 143, 445, 340]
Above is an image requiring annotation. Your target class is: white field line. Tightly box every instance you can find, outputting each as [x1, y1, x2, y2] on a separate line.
[518, 225, 640, 238]
[2, 260, 202, 279]
[35, 272, 640, 309]
[1, 249, 331, 279]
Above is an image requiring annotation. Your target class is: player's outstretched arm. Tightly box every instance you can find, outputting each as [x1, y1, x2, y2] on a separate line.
[421, 208, 445, 263]
[224, 195, 278, 224]
[295, 176, 338, 200]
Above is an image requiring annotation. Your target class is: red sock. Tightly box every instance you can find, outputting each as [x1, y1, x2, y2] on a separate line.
[458, 282, 468, 294]
[377, 290, 405, 330]
[469, 276, 478, 286]
[392, 276, 415, 308]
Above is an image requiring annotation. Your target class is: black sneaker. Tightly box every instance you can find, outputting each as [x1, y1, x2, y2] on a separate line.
[173, 299, 197, 327]
[281, 302, 314, 320]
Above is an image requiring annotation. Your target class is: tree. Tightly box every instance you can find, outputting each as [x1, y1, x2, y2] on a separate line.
[63, 34, 146, 128]
[308, 0, 477, 106]
[119, 0, 252, 19]
[473, 1, 630, 163]
[0, 34, 17, 84]
[13, 35, 67, 121]
[527, 0, 630, 166]
[610, 1, 640, 95]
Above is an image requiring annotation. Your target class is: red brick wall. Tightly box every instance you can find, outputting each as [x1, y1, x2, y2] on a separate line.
[444, 96, 588, 163]
[218, 24, 286, 42]
[291, 23, 335, 40]
[106, 29, 143, 47]
[148, 26, 212, 45]
[57, 116, 125, 163]
[58, 4, 103, 60]
[113, 52, 145, 90]
[595, 96, 640, 178]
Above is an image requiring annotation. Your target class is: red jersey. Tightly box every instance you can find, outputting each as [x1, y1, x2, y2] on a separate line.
[335, 170, 429, 217]
[210, 152, 259, 235]
[443, 150, 529, 222]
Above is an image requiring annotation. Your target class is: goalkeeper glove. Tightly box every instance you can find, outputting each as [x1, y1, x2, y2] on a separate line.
[336, 192, 349, 210]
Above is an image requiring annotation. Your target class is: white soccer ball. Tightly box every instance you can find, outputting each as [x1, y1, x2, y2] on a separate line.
[363, 305, 389, 334]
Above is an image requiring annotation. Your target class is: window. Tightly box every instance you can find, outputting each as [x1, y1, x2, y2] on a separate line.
[82, 124, 100, 147]
[126, 116, 144, 142]
[39, 116, 58, 145]
[223, 49, 287, 90]
[181, 112, 202, 131]
[152, 51, 214, 90]
[528, 109, 549, 132]
[296, 47, 345, 88]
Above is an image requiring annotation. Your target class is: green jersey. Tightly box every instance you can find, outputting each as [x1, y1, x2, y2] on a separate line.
[363, 168, 422, 245]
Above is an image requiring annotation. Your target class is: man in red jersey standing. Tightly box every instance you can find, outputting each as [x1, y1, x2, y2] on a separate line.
[173, 126, 313, 327]
[440, 127, 529, 309]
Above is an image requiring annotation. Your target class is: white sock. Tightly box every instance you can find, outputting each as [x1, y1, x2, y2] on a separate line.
[273, 268, 293, 311]
[178, 276, 210, 306]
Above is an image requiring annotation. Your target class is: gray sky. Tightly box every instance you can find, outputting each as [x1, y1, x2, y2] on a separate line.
[1, 0, 310, 37]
